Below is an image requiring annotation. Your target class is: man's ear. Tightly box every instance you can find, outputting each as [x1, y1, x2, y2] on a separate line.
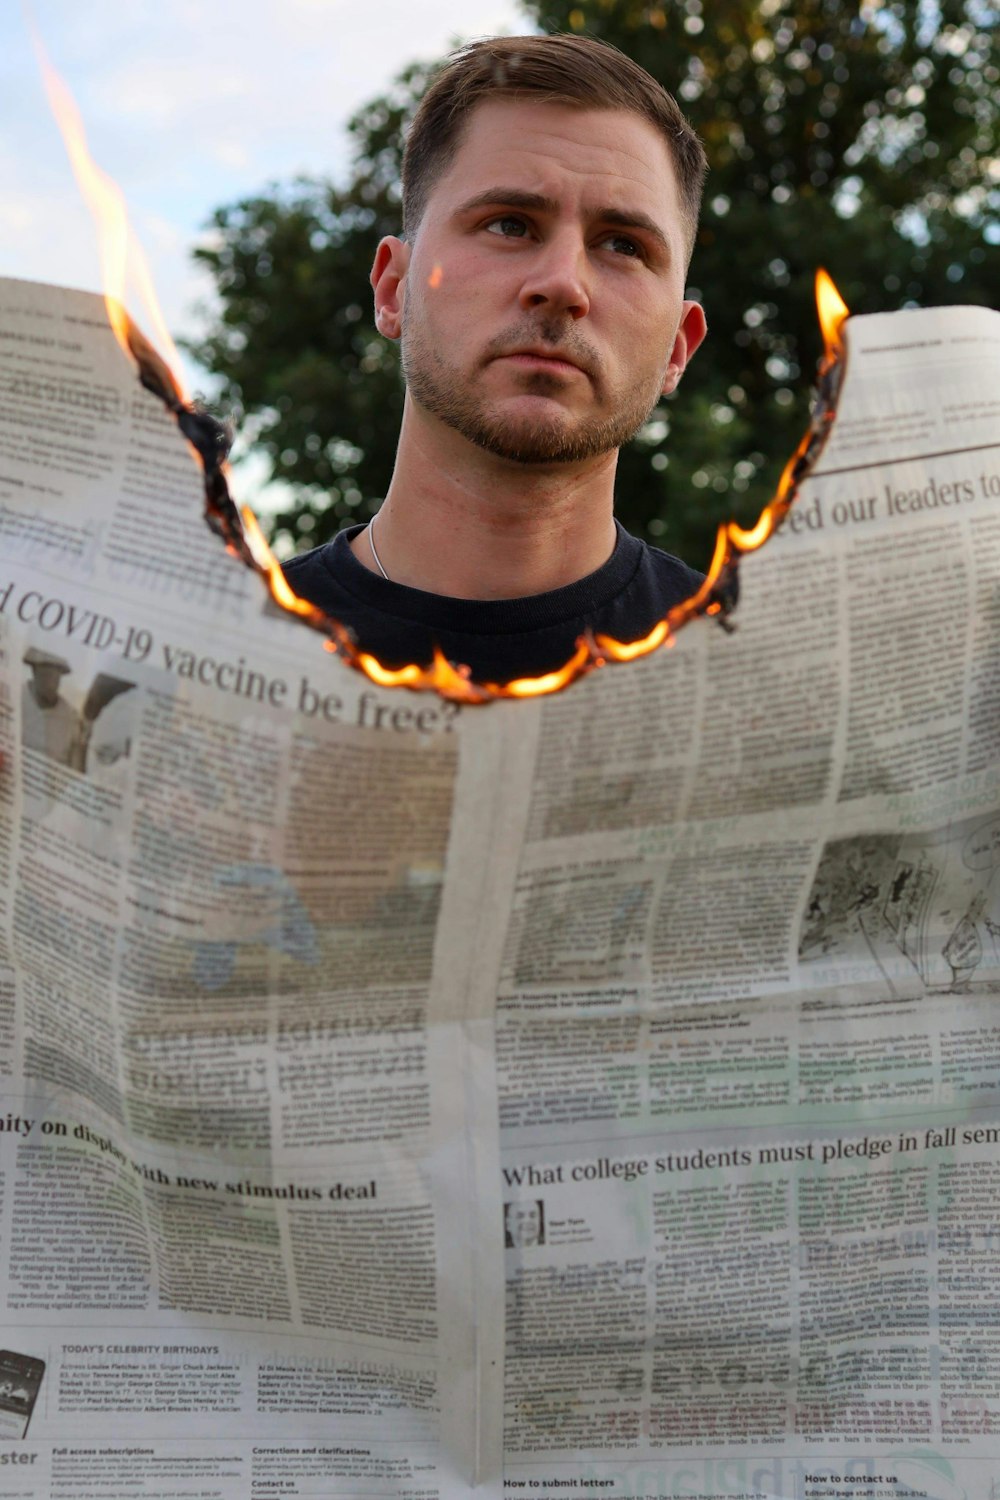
[661, 300, 708, 396]
[371, 236, 411, 341]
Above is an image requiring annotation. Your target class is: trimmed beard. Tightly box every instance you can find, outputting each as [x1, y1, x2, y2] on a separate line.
[400, 305, 666, 465]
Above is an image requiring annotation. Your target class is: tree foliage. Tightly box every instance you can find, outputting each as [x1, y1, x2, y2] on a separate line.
[190, 0, 997, 571]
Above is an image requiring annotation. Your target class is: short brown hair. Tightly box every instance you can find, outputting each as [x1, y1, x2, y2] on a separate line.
[402, 34, 707, 259]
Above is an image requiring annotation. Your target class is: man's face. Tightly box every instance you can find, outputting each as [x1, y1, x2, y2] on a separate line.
[378, 99, 705, 466]
[510, 1203, 542, 1245]
[31, 664, 63, 707]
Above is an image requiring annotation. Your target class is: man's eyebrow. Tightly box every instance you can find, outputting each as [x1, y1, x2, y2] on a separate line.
[453, 188, 673, 258]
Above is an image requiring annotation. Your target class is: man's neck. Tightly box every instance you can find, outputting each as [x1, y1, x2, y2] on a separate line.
[349, 401, 619, 600]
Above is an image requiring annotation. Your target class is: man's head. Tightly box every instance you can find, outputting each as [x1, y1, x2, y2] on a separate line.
[506, 1200, 544, 1246]
[402, 35, 707, 264]
[371, 34, 708, 470]
[24, 647, 70, 708]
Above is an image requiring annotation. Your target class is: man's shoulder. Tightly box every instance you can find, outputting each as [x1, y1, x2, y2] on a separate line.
[634, 536, 704, 595]
[282, 534, 343, 588]
[601, 531, 704, 625]
[281, 530, 362, 617]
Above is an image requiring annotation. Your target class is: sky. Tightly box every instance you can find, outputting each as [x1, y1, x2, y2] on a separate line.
[1, 0, 529, 388]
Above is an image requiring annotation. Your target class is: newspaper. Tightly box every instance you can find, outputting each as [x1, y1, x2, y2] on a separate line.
[489, 303, 1000, 1500]
[1, 275, 999, 1500]
[0, 277, 504, 1498]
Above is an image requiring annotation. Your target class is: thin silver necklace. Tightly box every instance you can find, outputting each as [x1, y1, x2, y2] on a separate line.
[368, 512, 390, 581]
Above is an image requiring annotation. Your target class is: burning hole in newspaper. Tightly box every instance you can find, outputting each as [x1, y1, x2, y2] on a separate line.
[38, 34, 851, 704]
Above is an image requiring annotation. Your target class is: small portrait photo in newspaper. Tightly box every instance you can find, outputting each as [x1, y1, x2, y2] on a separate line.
[504, 1199, 546, 1250]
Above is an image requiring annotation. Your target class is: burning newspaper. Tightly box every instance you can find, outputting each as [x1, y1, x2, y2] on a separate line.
[0, 274, 999, 1500]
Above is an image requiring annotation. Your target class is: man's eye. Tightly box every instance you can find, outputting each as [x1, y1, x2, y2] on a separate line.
[485, 216, 529, 238]
[599, 233, 643, 258]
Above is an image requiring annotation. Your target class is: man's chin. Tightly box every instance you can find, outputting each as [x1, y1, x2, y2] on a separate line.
[407, 371, 644, 464]
[462, 412, 618, 466]
[478, 436, 592, 466]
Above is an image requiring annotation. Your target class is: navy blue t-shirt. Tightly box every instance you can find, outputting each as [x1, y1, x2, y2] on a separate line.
[282, 521, 702, 684]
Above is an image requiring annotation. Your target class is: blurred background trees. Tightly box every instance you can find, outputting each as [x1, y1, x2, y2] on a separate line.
[190, 0, 998, 572]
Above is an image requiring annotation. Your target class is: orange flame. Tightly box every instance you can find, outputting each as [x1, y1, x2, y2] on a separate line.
[816, 267, 850, 366]
[240, 508, 323, 619]
[36, 37, 851, 706]
[31, 25, 191, 404]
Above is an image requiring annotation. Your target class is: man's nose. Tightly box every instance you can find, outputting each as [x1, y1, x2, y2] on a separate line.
[517, 231, 591, 320]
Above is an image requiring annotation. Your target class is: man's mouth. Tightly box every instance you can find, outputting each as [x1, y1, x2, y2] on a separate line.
[498, 347, 588, 378]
